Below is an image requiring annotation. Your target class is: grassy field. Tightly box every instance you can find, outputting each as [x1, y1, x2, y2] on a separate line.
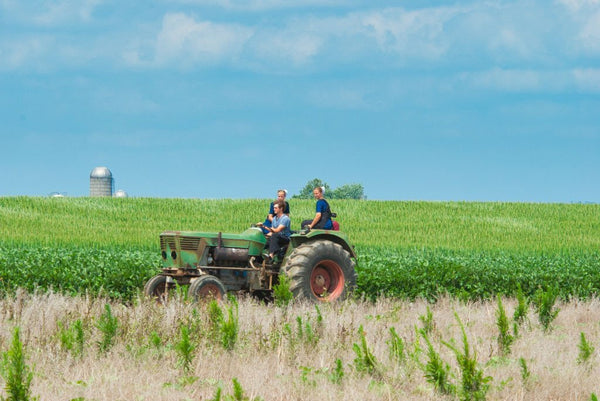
[1, 291, 599, 400]
[1, 196, 599, 300]
[1, 196, 598, 251]
[1, 197, 600, 400]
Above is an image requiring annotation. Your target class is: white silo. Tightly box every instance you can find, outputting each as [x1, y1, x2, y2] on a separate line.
[90, 166, 114, 197]
[114, 189, 128, 198]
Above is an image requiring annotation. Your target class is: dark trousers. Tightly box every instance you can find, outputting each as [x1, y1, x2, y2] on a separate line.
[268, 232, 290, 255]
[302, 219, 327, 229]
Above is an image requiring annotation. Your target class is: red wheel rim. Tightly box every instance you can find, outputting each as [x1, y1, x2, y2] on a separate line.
[197, 283, 223, 300]
[310, 260, 345, 300]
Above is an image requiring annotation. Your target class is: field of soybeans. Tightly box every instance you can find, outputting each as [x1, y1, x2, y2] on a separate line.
[1, 196, 600, 400]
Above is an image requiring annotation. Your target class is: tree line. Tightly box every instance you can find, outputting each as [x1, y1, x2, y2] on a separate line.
[293, 178, 365, 200]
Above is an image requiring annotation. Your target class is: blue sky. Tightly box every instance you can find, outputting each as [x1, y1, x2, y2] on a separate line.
[1, 0, 599, 202]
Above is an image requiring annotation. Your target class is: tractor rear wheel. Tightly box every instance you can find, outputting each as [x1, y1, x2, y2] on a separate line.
[284, 240, 356, 302]
[188, 275, 226, 302]
[144, 275, 175, 304]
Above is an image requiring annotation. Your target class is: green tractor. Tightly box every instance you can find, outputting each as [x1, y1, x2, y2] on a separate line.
[144, 226, 357, 303]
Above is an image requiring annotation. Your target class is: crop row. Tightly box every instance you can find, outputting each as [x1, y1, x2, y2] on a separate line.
[357, 246, 600, 301]
[0, 244, 159, 299]
[2, 243, 599, 301]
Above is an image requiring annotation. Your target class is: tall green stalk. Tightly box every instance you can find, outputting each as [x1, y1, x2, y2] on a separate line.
[496, 296, 514, 356]
[1, 327, 36, 401]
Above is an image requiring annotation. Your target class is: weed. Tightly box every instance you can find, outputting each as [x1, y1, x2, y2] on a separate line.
[352, 325, 380, 377]
[444, 313, 491, 401]
[419, 305, 435, 335]
[295, 316, 303, 339]
[273, 274, 293, 307]
[0, 327, 37, 401]
[330, 358, 344, 384]
[496, 296, 514, 356]
[421, 329, 454, 395]
[174, 325, 195, 374]
[209, 385, 223, 401]
[208, 300, 224, 336]
[96, 304, 118, 353]
[149, 331, 162, 352]
[518, 357, 530, 385]
[314, 304, 323, 326]
[58, 319, 85, 357]
[513, 284, 528, 329]
[577, 332, 595, 365]
[221, 296, 239, 351]
[211, 378, 263, 401]
[533, 287, 560, 332]
[387, 326, 406, 364]
[294, 315, 317, 345]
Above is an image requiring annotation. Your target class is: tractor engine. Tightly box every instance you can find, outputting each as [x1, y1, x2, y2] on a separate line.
[210, 233, 251, 267]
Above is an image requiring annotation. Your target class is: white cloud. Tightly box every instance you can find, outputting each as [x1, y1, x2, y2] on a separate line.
[460, 68, 565, 92]
[557, 0, 600, 12]
[2, 0, 600, 75]
[358, 7, 457, 59]
[579, 11, 600, 52]
[573, 68, 600, 91]
[155, 0, 348, 11]
[0, 37, 50, 71]
[33, 0, 102, 25]
[557, 0, 600, 55]
[490, 28, 533, 59]
[307, 85, 371, 110]
[245, 17, 324, 68]
[1, 0, 103, 26]
[153, 13, 253, 67]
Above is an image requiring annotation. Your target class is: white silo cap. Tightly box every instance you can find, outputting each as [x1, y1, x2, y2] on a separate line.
[90, 166, 112, 178]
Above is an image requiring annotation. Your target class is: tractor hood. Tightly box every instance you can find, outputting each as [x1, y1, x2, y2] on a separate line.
[160, 227, 267, 268]
[161, 227, 266, 252]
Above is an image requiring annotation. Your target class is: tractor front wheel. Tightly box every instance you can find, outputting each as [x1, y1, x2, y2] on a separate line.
[284, 240, 357, 302]
[144, 275, 175, 304]
[188, 275, 226, 302]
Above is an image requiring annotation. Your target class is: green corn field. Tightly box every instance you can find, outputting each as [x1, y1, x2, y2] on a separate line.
[1, 196, 599, 300]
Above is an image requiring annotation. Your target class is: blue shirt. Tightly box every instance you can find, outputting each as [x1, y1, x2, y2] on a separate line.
[269, 201, 290, 215]
[272, 214, 292, 238]
[316, 199, 333, 230]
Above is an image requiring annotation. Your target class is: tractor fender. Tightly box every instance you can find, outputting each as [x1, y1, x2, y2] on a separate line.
[289, 230, 357, 259]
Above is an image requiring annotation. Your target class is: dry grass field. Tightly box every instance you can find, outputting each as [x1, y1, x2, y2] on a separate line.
[1, 291, 599, 401]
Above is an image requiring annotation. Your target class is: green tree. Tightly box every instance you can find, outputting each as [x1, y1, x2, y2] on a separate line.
[294, 179, 365, 199]
[294, 178, 331, 199]
[330, 183, 365, 200]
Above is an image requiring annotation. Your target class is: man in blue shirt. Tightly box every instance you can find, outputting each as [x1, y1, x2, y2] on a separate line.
[257, 200, 292, 261]
[259, 189, 290, 235]
[303, 186, 333, 230]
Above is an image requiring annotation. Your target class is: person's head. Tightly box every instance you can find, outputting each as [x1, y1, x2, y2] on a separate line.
[277, 189, 287, 201]
[313, 186, 324, 199]
[273, 199, 286, 214]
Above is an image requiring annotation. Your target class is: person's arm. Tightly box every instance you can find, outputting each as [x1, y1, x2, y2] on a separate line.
[269, 216, 289, 233]
[269, 224, 285, 233]
[308, 213, 321, 229]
